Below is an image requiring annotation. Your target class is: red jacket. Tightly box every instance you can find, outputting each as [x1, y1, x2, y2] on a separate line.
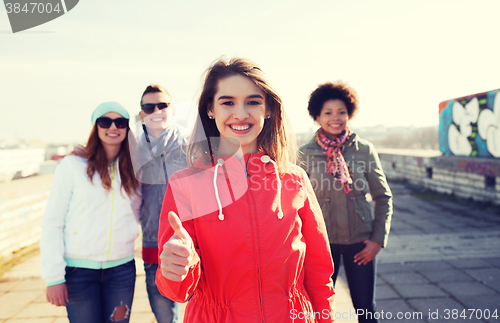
[156, 152, 335, 323]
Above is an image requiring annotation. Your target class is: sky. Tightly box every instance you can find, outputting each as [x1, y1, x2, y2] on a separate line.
[1, 0, 499, 144]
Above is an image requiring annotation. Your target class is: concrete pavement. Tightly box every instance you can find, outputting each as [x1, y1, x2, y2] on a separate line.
[0, 248, 355, 322]
[1, 180, 499, 322]
[0, 246, 161, 323]
[374, 181, 500, 323]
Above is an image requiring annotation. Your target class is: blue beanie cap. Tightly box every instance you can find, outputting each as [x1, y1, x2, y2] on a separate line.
[91, 102, 130, 124]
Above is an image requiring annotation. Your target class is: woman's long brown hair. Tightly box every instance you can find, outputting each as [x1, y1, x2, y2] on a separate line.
[86, 125, 139, 198]
[187, 57, 296, 172]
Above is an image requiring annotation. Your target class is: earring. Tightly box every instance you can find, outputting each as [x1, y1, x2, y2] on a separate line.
[208, 115, 214, 119]
[266, 115, 271, 119]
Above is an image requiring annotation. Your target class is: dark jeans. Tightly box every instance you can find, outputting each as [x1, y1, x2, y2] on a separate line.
[144, 262, 179, 323]
[65, 260, 136, 323]
[331, 242, 378, 323]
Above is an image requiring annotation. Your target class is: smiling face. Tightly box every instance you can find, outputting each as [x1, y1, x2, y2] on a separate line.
[97, 112, 128, 148]
[316, 99, 349, 139]
[140, 92, 174, 137]
[209, 75, 268, 155]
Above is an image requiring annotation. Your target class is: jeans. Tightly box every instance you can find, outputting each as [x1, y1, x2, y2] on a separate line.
[65, 260, 136, 323]
[331, 243, 378, 323]
[144, 262, 179, 323]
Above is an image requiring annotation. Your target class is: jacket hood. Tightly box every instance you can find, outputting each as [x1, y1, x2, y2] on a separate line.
[136, 123, 187, 162]
[172, 152, 284, 221]
[129, 122, 187, 184]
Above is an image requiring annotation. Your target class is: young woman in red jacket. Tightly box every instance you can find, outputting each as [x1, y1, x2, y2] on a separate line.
[156, 57, 335, 323]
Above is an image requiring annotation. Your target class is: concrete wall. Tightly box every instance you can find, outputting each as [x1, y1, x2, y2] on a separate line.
[379, 152, 500, 204]
[439, 88, 500, 158]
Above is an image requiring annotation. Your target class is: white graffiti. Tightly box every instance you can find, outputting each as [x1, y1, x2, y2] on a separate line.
[478, 91, 500, 157]
[448, 97, 479, 156]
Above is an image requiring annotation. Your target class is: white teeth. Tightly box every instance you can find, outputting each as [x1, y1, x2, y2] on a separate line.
[152, 118, 163, 121]
[108, 134, 119, 137]
[231, 125, 250, 131]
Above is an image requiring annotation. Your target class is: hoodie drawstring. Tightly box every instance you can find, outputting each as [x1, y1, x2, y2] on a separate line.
[214, 158, 225, 221]
[261, 155, 284, 219]
[213, 155, 283, 221]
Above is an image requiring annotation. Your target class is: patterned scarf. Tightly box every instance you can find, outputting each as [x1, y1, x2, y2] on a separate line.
[315, 127, 353, 194]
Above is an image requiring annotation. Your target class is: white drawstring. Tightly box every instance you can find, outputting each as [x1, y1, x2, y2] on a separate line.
[214, 158, 224, 221]
[261, 155, 284, 219]
[213, 155, 283, 221]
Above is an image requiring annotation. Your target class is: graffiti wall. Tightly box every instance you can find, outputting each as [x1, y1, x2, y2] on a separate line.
[439, 89, 500, 158]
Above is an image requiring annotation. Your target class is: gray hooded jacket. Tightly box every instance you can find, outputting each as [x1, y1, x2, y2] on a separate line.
[135, 123, 188, 249]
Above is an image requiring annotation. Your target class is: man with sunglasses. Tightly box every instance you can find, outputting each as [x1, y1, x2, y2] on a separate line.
[135, 84, 188, 323]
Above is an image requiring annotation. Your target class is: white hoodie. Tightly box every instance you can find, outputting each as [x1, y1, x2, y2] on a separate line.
[40, 156, 141, 285]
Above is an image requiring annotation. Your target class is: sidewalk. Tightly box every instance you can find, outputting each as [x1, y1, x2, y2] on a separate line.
[374, 181, 500, 323]
[1, 180, 499, 322]
[0, 244, 160, 323]
[0, 240, 355, 323]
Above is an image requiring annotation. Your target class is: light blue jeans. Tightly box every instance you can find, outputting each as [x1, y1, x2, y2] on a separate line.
[144, 262, 179, 323]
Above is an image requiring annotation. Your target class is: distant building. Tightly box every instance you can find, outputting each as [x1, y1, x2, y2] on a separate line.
[0, 148, 45, 182]
[45, 144, 73, 161]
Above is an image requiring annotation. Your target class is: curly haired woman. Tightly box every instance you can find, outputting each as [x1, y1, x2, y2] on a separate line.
[299, 81, 393, 323]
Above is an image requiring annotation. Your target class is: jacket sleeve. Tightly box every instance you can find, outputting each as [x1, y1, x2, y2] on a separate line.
[156, 173, 201, 303]
[298, 169, 335, 323]
[365, 143, 393, 247]
[297, 144, 310, 176]
[39, 157, 74, 286]
[131, 183, 142, 223]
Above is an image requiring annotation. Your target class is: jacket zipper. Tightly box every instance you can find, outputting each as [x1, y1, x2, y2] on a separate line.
[161, 153, 168, 183]
[247, 155, 265, 323]
[106, 162, 115, 262]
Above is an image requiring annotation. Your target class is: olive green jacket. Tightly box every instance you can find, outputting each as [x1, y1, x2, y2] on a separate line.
[299, 133, 393, 247]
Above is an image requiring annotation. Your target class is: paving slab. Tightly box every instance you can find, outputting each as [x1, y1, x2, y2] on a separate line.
[375, 285, 399, 300]
[2, 319, 55, 323]
[419, 268, 476, 283]
[0, 281, 20, 293]
[377, 262, 413, 274]
[432, 295, 500, 322]
[392, 283, 448, 299]
[434, 200, 472, 213]
[406, 260, 455, 272]
[333, 278, 357, 323]
[378, 272, 429, 285]
[455, 301, 500, 323]
[130, 312, 156, 323]
[446, 258, 494, 269]
[379, 231, 500, 263]
[375, 299, 422, 321]
[389, 229, 426, 236]
[53, 318, 69, 323]
[409, 297, 466, 320]
[11, 279, 45, 292]
[484, 257, 500, 267]
[438, 281, 498, 297]
[12, 302, 66, 319]
[0, 291, 41, 320]
[464, 268, 500, 293]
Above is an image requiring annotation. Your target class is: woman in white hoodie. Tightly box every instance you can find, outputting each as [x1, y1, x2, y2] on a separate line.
[40, 102, 141, 323]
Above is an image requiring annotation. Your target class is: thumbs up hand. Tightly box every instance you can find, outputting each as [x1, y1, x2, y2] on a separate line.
[160, 211, 197, 282]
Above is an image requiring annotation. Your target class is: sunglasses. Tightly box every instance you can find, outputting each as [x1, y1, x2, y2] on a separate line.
[141, 102, 170, 114]
[96, 117, 129, 129]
